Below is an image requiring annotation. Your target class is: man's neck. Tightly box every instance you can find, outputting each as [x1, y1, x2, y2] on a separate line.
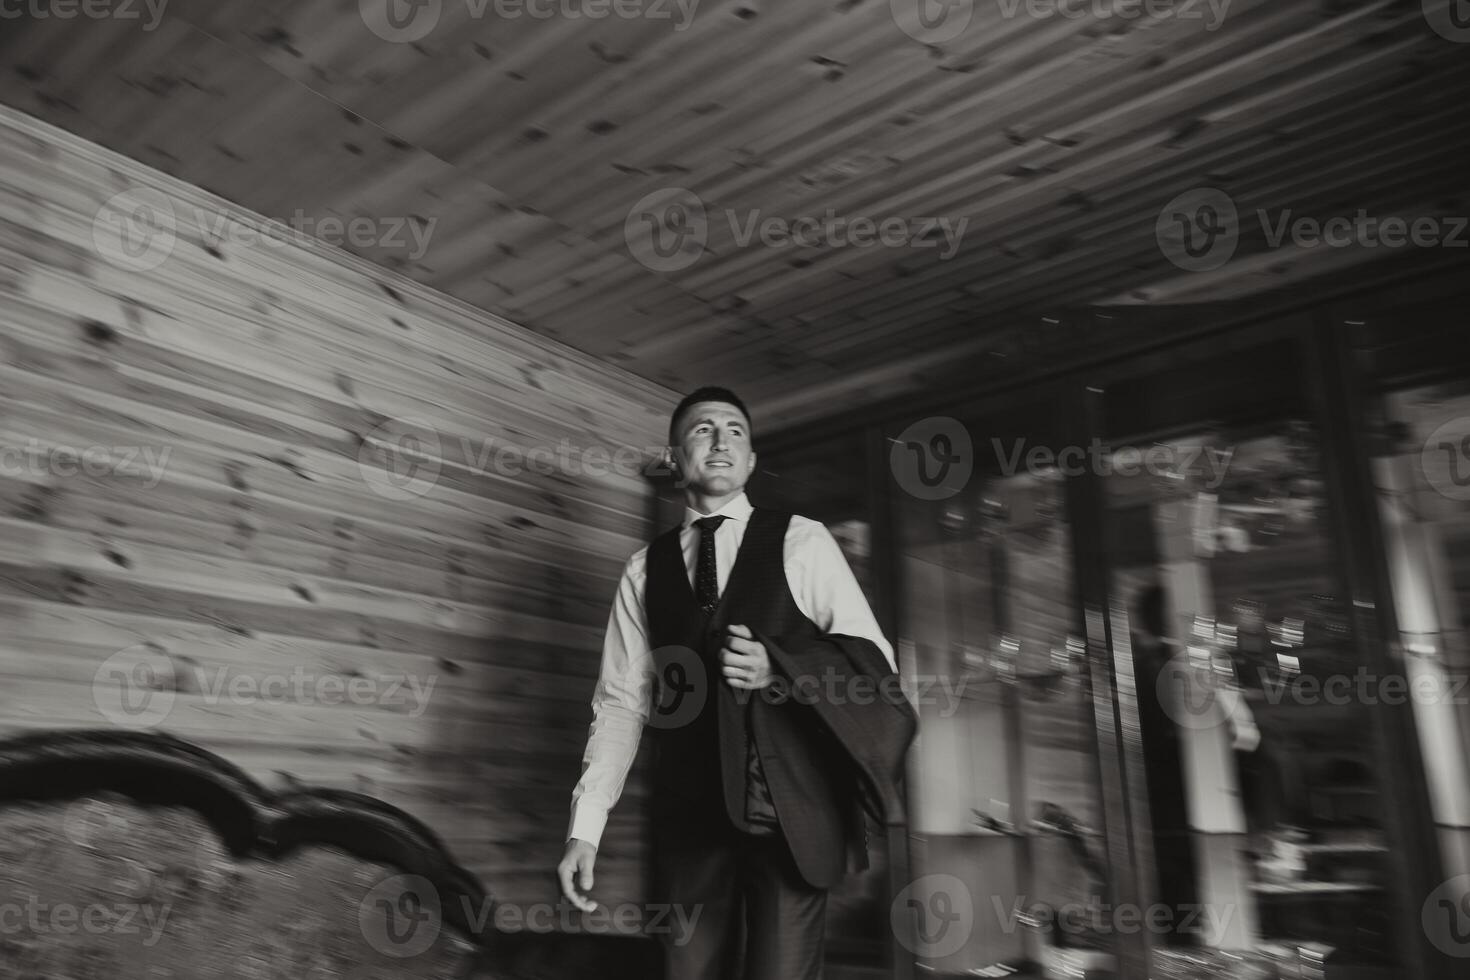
[686, 488, 744, 516]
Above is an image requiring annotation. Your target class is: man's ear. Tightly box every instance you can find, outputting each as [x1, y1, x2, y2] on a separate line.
[747, 450, 757, 475]
[663, 446, 679, 474]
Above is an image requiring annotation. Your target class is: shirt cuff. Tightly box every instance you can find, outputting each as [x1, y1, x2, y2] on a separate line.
[568, 805, 609, 849]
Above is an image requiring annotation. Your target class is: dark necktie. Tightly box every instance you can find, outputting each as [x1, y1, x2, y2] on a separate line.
[695, 512, 776, 834]
[693, 515, 727, 611]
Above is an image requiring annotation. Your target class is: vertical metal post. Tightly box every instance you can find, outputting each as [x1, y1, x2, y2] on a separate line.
[1301, 317, 1450, 980]
[1061, 383, 1153, 980]
[868, 422, 917, 980]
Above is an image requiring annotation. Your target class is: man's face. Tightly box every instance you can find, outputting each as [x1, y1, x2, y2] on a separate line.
[672, 401, 756, 494]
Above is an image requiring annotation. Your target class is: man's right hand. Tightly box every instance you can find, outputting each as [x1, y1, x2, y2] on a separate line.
[557, 838, 598, 912]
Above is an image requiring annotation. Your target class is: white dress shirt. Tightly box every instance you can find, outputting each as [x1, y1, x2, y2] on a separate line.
[567, 491, 896, 847]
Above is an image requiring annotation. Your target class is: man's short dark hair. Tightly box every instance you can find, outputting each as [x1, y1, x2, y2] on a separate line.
[668, 386, 752, 446]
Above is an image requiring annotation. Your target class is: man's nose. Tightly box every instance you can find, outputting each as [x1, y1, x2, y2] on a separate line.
[711, 430, 729, 450]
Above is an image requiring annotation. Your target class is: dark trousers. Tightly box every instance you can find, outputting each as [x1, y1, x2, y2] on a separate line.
[653, 825, 827, 980]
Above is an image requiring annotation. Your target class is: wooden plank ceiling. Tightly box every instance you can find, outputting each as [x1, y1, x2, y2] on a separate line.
[2, 0, 1465, 431]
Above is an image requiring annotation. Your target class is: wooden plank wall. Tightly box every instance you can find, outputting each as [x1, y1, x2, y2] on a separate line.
[0, 104, 678, 925]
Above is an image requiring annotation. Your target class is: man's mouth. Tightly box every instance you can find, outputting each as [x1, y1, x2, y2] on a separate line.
[708, 460, 732, 468]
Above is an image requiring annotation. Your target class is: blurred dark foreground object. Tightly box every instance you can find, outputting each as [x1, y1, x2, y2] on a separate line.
[489, 931, 661, 979]
[0, 729, 659, 979]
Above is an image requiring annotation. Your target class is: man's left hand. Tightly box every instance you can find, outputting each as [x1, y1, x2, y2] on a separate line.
[721, 624, 773, 690]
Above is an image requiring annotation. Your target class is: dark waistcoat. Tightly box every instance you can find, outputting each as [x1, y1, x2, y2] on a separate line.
[644, 508, 858, 887]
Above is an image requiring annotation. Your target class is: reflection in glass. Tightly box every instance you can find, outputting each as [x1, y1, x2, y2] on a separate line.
[1106, 424, 1399, 977]
[896, 443, 1110, 977]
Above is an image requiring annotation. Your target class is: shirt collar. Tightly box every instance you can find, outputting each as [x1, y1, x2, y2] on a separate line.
[682, 491, 753, 531]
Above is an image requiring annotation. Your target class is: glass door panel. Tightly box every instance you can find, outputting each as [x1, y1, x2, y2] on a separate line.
[1363, 377, 1470, 966]
[888, 404, 1111, 977]
[1099, 339, 1403, 979]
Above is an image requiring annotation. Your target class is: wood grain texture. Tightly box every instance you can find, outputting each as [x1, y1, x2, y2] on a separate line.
[0, 104, 676, 924]
[2, 0, 1465, 432]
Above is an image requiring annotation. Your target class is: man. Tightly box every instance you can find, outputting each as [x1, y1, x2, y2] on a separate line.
[557, 386, 914, 980]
